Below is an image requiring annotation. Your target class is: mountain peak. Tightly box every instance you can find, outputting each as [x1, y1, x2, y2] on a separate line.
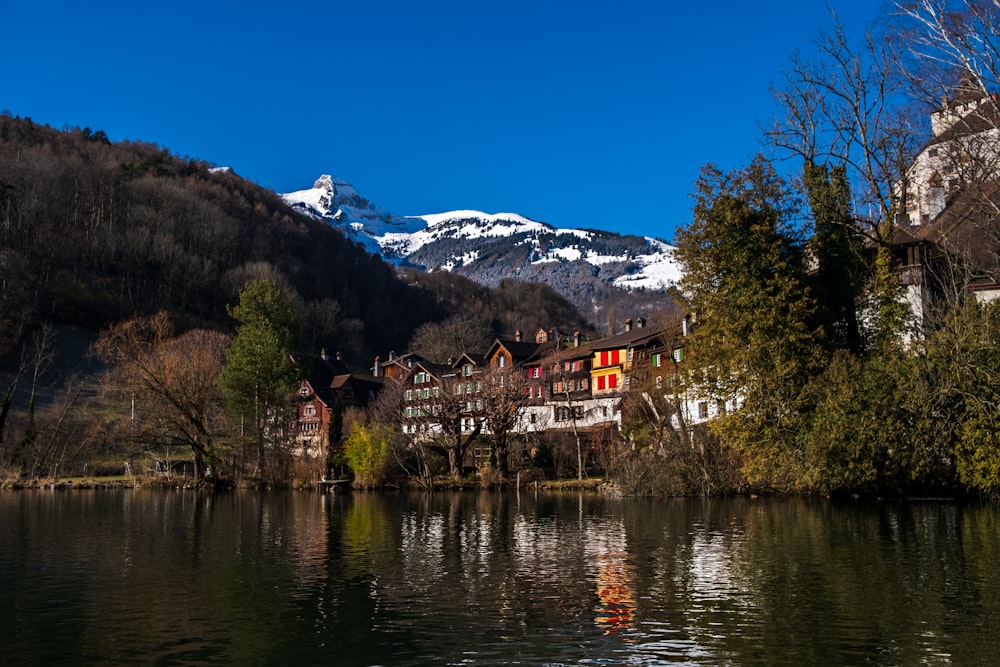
[313, 174, 335, 191]
[280, 174, 681, 325]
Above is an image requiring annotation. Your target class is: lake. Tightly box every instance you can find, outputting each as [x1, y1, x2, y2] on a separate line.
[1, 489, 998, 665]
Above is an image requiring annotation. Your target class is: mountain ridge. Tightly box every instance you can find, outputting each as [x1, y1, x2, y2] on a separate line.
[282, 175, 682, 326]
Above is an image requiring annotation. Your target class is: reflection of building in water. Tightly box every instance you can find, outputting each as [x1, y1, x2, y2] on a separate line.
[286, 494, 331, 598]
[594, 551, 635, 634]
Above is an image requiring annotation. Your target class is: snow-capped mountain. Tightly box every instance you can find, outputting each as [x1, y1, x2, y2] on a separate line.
[283, 175, 424, 256]
[282, 175, 682, 324]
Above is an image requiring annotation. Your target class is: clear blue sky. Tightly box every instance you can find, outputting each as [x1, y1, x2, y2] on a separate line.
[3, 0, 882, 241]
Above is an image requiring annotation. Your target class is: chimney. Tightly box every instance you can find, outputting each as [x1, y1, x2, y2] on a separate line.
[515, 329, 522, 342]
[336, 351, 342, 362]
[320, 348, 329, 361]
[373, 355, 381, 378]
[682, 314, 691, 337]
[388, 350, 396, 361]
[624, 318, 633, 332]
[573, 330, 581, 347]
[637, 317, 646, 329]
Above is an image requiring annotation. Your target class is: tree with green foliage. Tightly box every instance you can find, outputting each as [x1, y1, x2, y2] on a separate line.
[803, 161, 871, 355]
[674, 157, 824, 488]
[220, 279, 299, 483]
[768, 15, 916, 348]
[920, 299, 1000, 496]
[343, 422, 394, 488]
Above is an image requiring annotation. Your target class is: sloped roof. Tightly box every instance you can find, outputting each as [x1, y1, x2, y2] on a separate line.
[914, 181, 1000, 273]
[405, 359, 455, 382]
[485, 336, 558, 367]
[589, 325, 666, 352]
[928, 94, 1000, 147]
[296, 353, 383, 406]
[452, 352, 486, 368]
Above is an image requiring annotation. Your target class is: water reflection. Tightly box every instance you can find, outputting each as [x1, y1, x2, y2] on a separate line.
[2, 492, 1000, 665]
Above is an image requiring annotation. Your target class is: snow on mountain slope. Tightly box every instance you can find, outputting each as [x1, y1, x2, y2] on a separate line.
[283, 175, 424, 255]
[281, 175, 682, 300]
[381, 210, 555, 256]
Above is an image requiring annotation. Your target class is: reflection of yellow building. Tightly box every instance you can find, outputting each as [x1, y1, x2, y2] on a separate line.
[594, 551, 635, 634]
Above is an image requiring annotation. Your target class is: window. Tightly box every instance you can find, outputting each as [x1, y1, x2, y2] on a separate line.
[627, 348, 633, 362]
[574, 406, 583, 419]
[623, 373, 629, 386]
[672, 348, 684, 363]
[652, 354, 661, 368]
[498, 355, 506, 368]
[698, 402, 708, 419]
[304, 405, 315, 416]
[609, 374, 618, 389]
[433, 387, 440, 398]
[655, 376, 663, 389]
[463, 364, 473, 376]
[611, 350, 620, 365]
[299, 386, 310, 397]
[405, 390, 413, 401]
[597, 376, 606, 391]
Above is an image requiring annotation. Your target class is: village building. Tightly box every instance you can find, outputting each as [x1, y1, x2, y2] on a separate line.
[292, 350, 383, 454]
[896, 78, 1000, 333]
[399, 360, 453, 436]
[362, 315, 720, 472]
[372, 351, 424, 382]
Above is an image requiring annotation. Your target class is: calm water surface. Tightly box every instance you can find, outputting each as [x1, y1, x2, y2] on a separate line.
[1, 490, 998, 665]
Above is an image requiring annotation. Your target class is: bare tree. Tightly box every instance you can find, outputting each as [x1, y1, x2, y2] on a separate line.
[401, 369, 484, 481]
[895, 0, 1000, 95]
[94, 312, 230, 482]
[547, 347, 590, 481]
[479, 364, 530, 479]
[768, 13, 920, 341]
[408, 314, 492, 364]
[0, 324, 56, 470]
[895, 1, 1000, 257]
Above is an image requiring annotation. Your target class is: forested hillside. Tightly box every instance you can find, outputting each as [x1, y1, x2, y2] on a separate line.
[0, 115, 593, 368]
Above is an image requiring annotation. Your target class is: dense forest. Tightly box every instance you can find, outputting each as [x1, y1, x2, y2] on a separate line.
[0, 114, 593, 367]
[0, 116, 601, 486]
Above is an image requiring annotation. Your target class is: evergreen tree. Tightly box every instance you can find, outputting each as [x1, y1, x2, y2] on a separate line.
[674, 157, 823, 487]
[220, 279, 298, 482]
[803, 160, 870, 355]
